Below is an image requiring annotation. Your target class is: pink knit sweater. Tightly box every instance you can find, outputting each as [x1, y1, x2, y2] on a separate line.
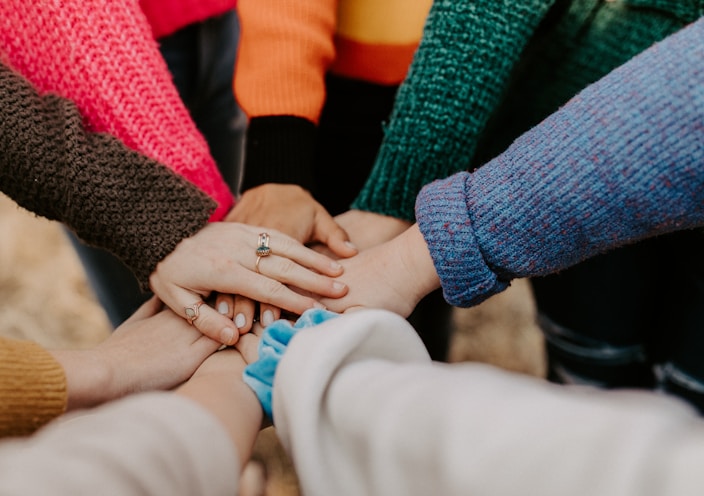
[141, 0, 237, 39]
[0, 0, 237, 221]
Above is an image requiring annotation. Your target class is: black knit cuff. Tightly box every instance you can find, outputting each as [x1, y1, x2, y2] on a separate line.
[240, 116, 317, 192]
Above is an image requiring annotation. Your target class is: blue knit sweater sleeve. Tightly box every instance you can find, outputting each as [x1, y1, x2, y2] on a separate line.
[416, 18, 704, 308]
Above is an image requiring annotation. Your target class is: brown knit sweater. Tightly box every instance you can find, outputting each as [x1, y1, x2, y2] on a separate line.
[0, 61, 217, 436]
[0, 60, 217, 290]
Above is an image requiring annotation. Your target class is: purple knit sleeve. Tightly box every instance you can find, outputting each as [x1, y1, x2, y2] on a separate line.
[416, 18, 704, 307]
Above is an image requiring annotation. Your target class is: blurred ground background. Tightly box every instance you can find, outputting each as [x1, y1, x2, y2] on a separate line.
[0, 192, 546, 495]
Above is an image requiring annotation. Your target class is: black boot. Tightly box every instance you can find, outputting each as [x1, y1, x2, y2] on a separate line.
[540, 315, 656, 389]
[658, 362, 704, 415]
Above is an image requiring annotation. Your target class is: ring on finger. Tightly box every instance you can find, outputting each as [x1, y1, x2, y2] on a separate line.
[255, 255, 264, 274]
[184, 301, 204, 325]
[256, 232, 271, 257]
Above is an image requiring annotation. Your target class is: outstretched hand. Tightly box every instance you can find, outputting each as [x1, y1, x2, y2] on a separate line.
[317, 224, 441, 316]
[227, 184, 358, 258]
[176, 323, 267, 466]
[51, 296, 222, 411]
[149, 222, 348, 345]
[334, 209, 412, 251]
[221, 183, 358, 333]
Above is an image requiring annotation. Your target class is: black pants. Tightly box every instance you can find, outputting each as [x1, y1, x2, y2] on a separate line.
[534, 228, 704, 413]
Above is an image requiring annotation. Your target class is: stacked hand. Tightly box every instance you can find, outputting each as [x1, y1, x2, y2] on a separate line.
[224, 183, 418, 320]
[175, 322, 266, 466]
[227, 184, 358, 257]
[50, 296, 222, 410]
[149, 222, 348, 345]
[218, 184, 352, 334]
[317, 225, 441, 317]
[180, 183, 432, 339]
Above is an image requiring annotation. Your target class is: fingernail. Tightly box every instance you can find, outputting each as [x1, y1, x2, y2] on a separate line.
[221, 327, 235, 345]
[262, 310, 274, 327]
[333, 281, 346, 291]
[345, 241, 357, 250]
[313, 302, 326, 310]
[234, 313, 246, 329]
[217, 301, 229, 315]
[330, 260, 342, 270]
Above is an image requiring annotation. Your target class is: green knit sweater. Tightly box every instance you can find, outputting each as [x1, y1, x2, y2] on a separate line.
[352, 0, 704, 221]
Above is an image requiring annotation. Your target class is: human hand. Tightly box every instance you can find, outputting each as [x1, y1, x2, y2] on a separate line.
[334, 209, 412, 251]
[317, 224, 441, 316]
[149, 223, 348, 345]
[213, 292, 277, 337]
[226, 184, 358, 258]
[50, 296, 221, 411]
[220, 184, 357, 333]
[176, 327, 265, 465]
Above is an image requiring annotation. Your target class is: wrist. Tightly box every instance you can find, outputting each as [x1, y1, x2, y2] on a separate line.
[398, 225, 442, 304]
[177, 369, 263, 467]
[336, 210, 412, 250]
[49, 349, 112, 410]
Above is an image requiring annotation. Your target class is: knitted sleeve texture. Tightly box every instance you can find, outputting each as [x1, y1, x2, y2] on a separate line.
[235, 0, 335, 123]
[235, 0, 336, 191]
[415, 18, 704, 307]
[352, 0, 555, 221]
[0, 0, 233, 220]
[240, 116, 319, 192]
[236, 1, 433, 194]
[139, 0, 237, 39]
[0, 338, 66, 437]
[0, 62, 216, 290]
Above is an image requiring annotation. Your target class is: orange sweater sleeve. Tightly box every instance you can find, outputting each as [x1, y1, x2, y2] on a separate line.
[235, 0, 337, 123]
[0, 338, 67, 437]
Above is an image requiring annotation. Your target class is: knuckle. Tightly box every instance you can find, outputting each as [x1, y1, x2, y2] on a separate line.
[277, 258, 296, 277]
[260, 280, 288, 304]
[261, 277, 282, 296]
[193, 312, 220, 338]
[274, 233, 293, 252]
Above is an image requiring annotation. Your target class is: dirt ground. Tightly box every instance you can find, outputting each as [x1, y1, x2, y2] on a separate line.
[0, 192, 546, 495]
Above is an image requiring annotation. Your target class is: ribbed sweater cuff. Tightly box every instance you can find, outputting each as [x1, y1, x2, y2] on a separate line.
[415, 174, 508, 307]
[240, 116, 317, 192]
[0, 339, 67, 437]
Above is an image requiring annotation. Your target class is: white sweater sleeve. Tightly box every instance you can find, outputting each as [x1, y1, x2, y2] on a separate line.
[0, 392, 240, 496]
[274, 309, 704, 496]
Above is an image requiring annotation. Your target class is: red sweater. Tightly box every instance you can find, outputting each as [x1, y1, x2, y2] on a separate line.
[0, 0, 237, 220]
[141, 0, 237, 39]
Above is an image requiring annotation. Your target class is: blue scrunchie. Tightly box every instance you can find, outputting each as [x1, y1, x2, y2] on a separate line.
[243, 308, 339, 420]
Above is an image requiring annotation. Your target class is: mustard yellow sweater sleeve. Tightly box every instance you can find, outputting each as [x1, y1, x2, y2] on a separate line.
[0, 337, 67, 437]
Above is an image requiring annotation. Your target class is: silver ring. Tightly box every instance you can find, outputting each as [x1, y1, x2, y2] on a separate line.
[184, 301, 204, 325]
[256, 232, 271, 257]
